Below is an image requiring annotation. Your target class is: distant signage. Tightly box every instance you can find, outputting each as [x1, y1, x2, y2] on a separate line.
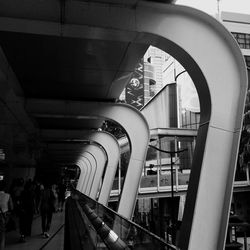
[125, 60, 144, 110]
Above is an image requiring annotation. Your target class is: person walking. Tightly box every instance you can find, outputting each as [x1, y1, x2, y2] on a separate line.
[34, 181, 43, 215]
[11, 178, 24, 216]
[18, 179, 36, 242]
[39, 182, 56, 238]
[57, 182, 66, 212]
[0, 180, 13, 249]
[51, 184, 58, 212]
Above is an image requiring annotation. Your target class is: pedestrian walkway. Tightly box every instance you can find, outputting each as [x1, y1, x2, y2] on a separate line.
[5, 211, 64, 250]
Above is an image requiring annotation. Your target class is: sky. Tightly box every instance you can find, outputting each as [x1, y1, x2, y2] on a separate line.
[176, 0, 250, 16]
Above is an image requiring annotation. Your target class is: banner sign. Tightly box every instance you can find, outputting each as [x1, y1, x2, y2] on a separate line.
[125, 59, 144, 110]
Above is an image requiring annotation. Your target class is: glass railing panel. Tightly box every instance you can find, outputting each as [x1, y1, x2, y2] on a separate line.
[159, 169, 176, 188]
[139, 171, 176, 191]
[160, 173, 172, 187]
[112, 175, 179, 192]
[177, 169, 190, 190]
[111, 171, 190, 195]
[69, 187, 176, 250]
[140, 175, 157, 188]
[64, 196, 98, 249]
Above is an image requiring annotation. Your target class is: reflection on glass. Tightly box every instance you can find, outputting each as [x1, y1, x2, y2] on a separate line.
[67, 188, 176, 250]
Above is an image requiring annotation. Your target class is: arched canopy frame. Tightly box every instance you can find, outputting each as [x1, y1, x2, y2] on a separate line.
[133, 3, 248, 250]
[41, 129, 120, 204]
[76, 156, 92, 193]
[21, 2, 248, 248]
[47, 143, 106, 198]
[26, 100, 150, 219]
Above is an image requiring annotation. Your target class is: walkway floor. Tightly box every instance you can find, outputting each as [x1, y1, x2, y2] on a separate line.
[5, 211, 65, 250]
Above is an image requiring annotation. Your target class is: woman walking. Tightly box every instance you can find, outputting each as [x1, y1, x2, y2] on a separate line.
[40, 182, 56, 238]
[0, 180, 13, 249]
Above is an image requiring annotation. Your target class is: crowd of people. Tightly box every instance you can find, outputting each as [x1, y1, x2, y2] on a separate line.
[0, 178, 66, 249]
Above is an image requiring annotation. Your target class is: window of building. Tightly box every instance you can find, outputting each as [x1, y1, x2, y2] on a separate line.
[232, 32, 250, 49]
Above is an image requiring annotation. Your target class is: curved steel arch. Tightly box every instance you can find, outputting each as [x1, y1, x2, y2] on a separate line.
[27, 101, 150, 219]
[81, 145, 107, 199]
[50, 143, 106, 198]
[42, 129, 120, 204]
[24, 3, 248, 248]
[133, 3, 247, 250]
[49, 147, 96, 194]
[47, 143, 101, 197]
[82, 132, 120, 203]
[76, 156, 93, 194]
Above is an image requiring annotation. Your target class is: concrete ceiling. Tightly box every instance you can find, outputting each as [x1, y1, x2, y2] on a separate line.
[0, 0, 174, 167]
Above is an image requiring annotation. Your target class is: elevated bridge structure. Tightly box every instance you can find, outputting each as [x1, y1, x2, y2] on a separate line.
[0, 1, 248, 249]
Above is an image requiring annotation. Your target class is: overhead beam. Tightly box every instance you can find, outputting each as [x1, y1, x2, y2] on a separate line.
[0, 1, 138, 41]
[0, 16, 138, 43]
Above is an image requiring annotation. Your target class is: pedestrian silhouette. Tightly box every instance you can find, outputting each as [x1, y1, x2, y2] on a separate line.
[39, 182, 56, 238]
